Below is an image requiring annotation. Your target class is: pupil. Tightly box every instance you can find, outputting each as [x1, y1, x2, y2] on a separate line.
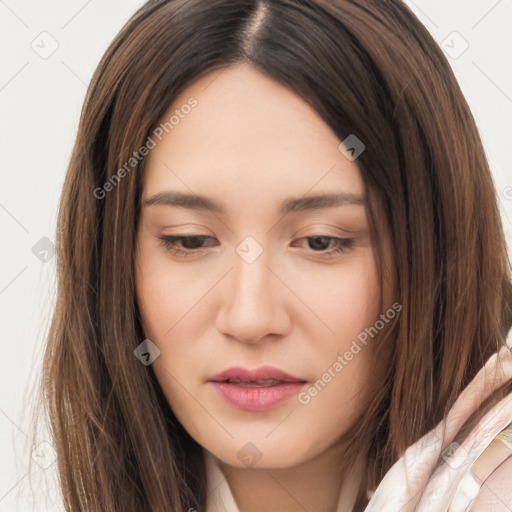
[309, 236, 330, 250]
[182, 236, 203, 249]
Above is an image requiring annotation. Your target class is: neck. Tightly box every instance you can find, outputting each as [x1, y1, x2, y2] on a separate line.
[215, 444, 365, 512]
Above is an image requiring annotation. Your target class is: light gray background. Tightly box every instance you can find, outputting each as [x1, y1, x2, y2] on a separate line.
[1, 0, 511, 510]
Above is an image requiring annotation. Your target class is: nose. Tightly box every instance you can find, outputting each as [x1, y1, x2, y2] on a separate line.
[215, 243, 292, 345]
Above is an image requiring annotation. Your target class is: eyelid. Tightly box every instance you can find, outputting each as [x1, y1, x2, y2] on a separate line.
[291, 222, 360, 237]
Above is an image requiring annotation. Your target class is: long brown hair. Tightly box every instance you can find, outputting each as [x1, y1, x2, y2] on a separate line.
[28, 0, 512, 510]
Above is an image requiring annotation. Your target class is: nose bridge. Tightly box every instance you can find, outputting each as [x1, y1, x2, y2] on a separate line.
[232, 236, 274, 315]
[216, 235, 286, 342]
[234, 239, 271, 304]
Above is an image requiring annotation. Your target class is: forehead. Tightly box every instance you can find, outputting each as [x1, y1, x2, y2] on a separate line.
[142, 63, 365, 208]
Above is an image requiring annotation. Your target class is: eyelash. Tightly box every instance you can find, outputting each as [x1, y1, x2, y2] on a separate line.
[157, 234, 355, 258]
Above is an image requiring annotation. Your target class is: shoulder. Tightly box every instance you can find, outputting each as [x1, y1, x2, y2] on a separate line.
[469, 457, 512, 511]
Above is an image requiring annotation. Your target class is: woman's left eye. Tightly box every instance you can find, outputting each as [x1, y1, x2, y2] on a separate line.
[292, 235, 355, 256]
[157, 235, 354, 258]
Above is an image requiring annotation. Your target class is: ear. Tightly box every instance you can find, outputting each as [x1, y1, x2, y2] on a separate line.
[468, 457, 512, 511]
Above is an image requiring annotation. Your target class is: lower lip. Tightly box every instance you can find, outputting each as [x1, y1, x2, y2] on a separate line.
[210, 381, 306, 411]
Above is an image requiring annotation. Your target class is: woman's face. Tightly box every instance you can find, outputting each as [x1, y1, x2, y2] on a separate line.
[135, 63, 395, 469]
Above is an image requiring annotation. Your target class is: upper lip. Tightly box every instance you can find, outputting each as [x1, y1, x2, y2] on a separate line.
[209, 365, 307, 383]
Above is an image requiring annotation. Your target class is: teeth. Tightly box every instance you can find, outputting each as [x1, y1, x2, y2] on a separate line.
[226, 378, 282, 386]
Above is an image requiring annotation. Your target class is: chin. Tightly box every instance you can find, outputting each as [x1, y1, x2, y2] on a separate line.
[205, 434, 319, 470]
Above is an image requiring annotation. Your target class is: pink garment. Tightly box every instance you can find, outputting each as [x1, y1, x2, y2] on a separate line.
[204, 343, 512, 512]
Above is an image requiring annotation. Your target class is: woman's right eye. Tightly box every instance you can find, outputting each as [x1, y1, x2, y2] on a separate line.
[157, 235, 217, 256]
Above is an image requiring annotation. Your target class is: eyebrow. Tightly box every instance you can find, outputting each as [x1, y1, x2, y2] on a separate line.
[143, 190, 366, 215]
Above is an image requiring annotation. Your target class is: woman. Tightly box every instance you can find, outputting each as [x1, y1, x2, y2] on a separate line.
[32, 0, 512, 510]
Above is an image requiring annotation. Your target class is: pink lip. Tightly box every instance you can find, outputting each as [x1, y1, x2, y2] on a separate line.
[208, 365, 307, 412]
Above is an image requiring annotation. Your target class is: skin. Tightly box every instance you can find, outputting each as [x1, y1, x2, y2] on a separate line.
[135, 62, 396, 512]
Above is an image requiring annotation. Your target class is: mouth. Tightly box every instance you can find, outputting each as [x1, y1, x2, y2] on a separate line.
[208, 365, 308, 411]
[217, 378, 295, 387]
[209, 365, 306, 384]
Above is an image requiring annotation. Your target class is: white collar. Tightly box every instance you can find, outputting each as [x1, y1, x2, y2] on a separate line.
[204, 449, 241, 512]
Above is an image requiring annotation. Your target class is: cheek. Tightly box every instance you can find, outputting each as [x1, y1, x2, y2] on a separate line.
[135, 243, 206, 341]
[135, 249, 205, 428]
[330, 262, 380, 327]
[294, 250, 381, 347]
[297, 253, 382, 398]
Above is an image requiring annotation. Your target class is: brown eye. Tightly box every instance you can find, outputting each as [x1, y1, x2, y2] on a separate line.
[293, 236, 354, 256]
[157, 235, 216, 256]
